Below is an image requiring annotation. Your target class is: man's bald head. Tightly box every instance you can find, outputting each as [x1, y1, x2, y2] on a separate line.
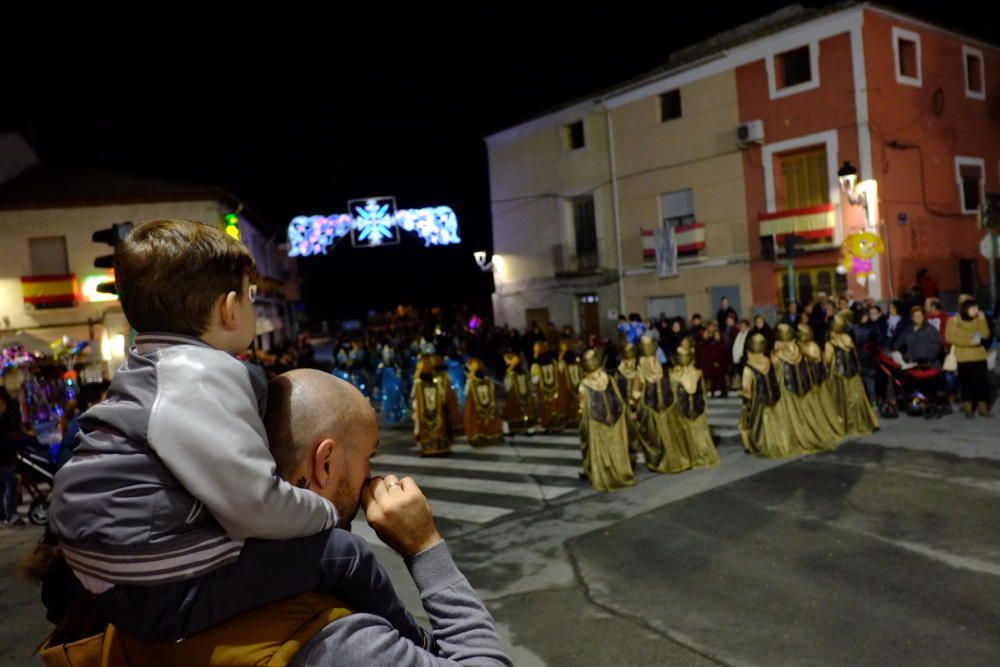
[264, 369, 376, 480]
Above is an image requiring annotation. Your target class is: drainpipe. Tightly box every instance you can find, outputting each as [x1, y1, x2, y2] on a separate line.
[604, 107, 626, 315]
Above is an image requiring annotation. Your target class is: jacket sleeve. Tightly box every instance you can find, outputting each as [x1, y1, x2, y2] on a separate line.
[148, 349, 337, 540]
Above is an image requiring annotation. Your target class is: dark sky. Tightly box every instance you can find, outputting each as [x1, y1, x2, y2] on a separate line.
[4, 2, 997, 324]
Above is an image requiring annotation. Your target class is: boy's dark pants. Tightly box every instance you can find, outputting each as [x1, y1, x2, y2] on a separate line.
[97, 528, 427, 647]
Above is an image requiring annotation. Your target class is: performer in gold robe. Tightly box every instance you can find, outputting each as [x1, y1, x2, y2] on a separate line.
[434, 355, 462, 437]
[557, 341, 582, 425]
[503, 353, 535, 434]
[669, 346, 719, 468]
[531, 342, 566, 432]
[797, 322, 845, 441]
[825, 314, 879, 437]
[463, 358, 503, 447]
[634, 336, 690, 473]
[616, 343, 641, 464]
[578, 349, 636, 492]
[411, 356, 451, 456]
[772, 323, 838, 453]
[739, 333, 795, 458]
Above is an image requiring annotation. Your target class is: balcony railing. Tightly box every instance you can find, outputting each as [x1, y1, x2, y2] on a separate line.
[21, 273, 78, 310]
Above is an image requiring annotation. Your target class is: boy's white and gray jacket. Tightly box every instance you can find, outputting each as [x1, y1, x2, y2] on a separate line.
[49, 333, 338, 591]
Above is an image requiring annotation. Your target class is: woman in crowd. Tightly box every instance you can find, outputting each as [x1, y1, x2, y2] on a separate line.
[946, 299, 993, 418]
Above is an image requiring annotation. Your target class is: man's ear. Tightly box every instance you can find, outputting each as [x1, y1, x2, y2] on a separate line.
[219, 291, 240, 331]
[313, 438, 335, 489]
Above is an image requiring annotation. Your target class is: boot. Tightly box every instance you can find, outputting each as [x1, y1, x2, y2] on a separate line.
[963, 402, 974, 419]
[977, 403, 994, 418]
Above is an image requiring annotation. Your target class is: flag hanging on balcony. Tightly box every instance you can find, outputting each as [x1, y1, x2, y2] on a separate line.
[655, 227, 678, 278]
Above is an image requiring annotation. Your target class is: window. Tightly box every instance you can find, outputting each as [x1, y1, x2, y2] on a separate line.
[779, 148, 829, 209]
[572, 196, 598, 270]
[659, 89, 682, 121]
[660, 189, 695, 228]
[893, 27, 922, 87]
[29, 236, 69, 276]
[777, 46, 812, 88]
[964, 46, 985, 99]
[564, 121, 585, 150]
[956, 158, 984, 214]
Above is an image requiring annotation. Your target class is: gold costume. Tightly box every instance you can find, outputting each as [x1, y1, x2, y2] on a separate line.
[797, 322, 845, 441]
[616, 344, 642, 461]
[579, 350, 636, 492]
[824, 315, 879, 437]
[464, 358, 503, 447]
[531, 342, 566, 432]
[503, 354, 536, 434]
[634, 337, 691, 473]
[557, 343, 582, 426]
[740, 334, 795, 458]
[412, 357, 451, 456]
[772, 324, 839, 453]
[669, 347, 719, 468]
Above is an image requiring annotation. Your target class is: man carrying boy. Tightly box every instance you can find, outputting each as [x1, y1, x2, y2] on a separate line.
[49, 219, 427, 646]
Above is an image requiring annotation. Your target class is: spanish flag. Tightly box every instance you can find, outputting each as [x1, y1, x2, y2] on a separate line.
[21, 274, 78, 308]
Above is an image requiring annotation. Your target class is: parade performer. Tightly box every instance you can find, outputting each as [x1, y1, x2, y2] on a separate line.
[669, 346, 719, 468]
[434, 355, 463, 437]
[412, 356, 451, 456]
[578, 350, 635, 492]
[531, 342, 565, 432]
[634, 337, 690, 473]
[615, 343, 641, 459]
[772, 323, 838, 452]
[377, 361, 409, 426]
[740, 333, 793, 458]
[825, 314, 879, 436]
[557, 340, 581, 425]
[503, 353, 535, 434]
[463, 358, 503, 447]
[797, 322, 845, 440]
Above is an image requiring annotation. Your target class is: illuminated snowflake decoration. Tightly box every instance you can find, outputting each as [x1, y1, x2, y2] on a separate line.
[288, 197, 461, 257]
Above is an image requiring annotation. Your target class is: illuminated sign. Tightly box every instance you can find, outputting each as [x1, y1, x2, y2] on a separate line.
[288, 197, 461, 257]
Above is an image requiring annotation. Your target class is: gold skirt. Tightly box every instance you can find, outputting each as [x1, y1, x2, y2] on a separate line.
[636, 405, 691, 473]
[828, 374, 879, 437]
[582, 417, 636, 492]
[674, 409, 720, 469]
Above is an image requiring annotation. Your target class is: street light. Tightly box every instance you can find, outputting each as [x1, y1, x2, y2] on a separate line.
[837, 161, 863, 207]
[838, 160, 893, 297]
[473, 250, 492, 272]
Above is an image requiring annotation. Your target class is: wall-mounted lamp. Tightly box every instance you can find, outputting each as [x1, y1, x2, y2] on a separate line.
[473, 250, 493, 272]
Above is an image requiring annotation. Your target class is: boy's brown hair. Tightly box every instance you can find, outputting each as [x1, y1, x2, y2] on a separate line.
[114, 219, 258, 336]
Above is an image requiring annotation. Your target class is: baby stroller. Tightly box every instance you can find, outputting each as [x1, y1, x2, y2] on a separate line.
[877, 350, 944, 418]
[15, 437, 55, 525]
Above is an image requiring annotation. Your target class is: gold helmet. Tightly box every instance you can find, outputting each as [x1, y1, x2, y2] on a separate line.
[797, 322, 814, 342]
[466, 358, 484, 376]
[638, 335, 658, 357]
[416, 355, 435, 376]
[674, 346, 695, 367]
[775, 322, 795, 342]
[504, 352, 521, 369]
[581, 349, 603, 372]
[747, 333, 768, 354]
[533, 341, 549, 359]
[621, 343, 637, 360]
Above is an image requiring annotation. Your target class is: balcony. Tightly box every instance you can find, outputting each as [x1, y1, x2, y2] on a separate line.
[21, 273, 78, 310]
[552, 243, 604, 278]
[759, 203, 836, 254]
[641, 222, 706, 264]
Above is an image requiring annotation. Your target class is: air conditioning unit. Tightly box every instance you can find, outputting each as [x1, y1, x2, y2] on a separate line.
[736, 120, 765, 147]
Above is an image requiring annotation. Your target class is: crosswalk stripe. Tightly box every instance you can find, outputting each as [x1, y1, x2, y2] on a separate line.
[373, 454, 581, 479]
[425, 499, 514, 523]
[382, 471, 577, 501]
[449, 443, 581, 461]
[505, 433, 580, 446]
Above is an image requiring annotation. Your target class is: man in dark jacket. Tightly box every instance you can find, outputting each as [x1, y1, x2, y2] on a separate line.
[0, 397, 25, 526]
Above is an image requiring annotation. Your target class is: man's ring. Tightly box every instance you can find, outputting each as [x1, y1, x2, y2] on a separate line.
[386, 481, 402, 490]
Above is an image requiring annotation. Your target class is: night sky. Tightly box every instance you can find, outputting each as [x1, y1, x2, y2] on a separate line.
[5, 2, 997, 324]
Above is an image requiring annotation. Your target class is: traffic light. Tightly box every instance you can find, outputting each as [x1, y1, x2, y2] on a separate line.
[92, 221, 133, 294]
[784, 234, 805, 258]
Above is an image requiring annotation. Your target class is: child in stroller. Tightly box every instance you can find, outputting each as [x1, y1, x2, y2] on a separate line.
[878, 349, 945, 418]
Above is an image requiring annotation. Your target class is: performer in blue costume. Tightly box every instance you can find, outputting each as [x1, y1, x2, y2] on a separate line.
[377, 362, 409, 426]
[445, 357, 467, 415]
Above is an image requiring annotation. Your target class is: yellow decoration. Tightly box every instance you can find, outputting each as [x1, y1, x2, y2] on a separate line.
[837, 232, 884, 286]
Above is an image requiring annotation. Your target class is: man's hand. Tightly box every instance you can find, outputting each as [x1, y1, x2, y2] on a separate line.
[362, 475, 442, 558]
